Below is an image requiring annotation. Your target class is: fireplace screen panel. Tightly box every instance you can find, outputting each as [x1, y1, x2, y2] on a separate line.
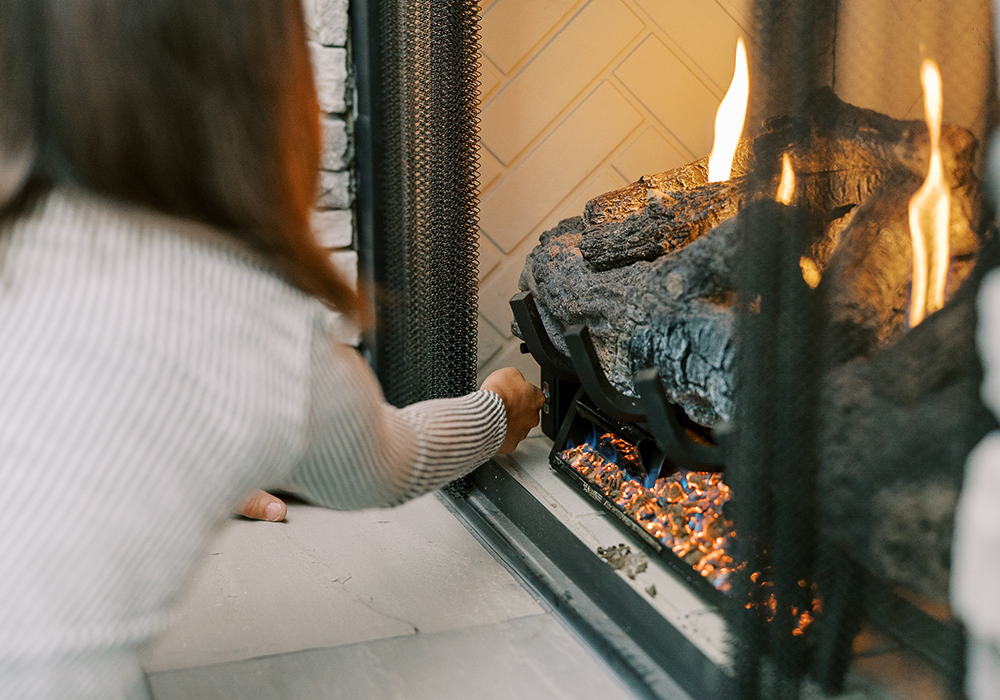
[511, 0, 999, 696]
[356, 0, 1000, 694]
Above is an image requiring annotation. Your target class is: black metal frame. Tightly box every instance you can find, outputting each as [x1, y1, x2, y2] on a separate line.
[511, 292, 727, 472]
[440, 461, 726, 700]
[352, 0, 481, 407]
[349, 0, 381, 365]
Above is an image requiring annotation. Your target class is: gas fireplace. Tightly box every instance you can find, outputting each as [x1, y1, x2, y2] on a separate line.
[355, 0, 1000, 698]
[509, 0, 998, 697]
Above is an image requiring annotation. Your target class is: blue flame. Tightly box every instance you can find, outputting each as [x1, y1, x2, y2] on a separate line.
[643, 461, 662, 489]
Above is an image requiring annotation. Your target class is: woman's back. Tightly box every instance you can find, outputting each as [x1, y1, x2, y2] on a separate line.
[0, 189, 319, 696]
[0, 3, 542, 696]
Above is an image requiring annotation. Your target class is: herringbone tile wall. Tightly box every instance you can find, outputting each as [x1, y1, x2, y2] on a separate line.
[473, 0, 993, 385]
[475, 0, 754, 384]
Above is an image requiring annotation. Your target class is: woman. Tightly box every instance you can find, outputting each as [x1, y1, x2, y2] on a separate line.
[0, 1, 543, 698]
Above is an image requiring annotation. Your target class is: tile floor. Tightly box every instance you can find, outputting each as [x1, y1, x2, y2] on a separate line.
[142, 488, 644, 699]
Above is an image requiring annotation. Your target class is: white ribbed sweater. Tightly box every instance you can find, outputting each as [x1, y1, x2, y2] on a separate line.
[0, 189, 506, 699]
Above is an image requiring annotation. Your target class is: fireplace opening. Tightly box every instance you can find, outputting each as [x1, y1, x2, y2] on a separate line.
[354, 0, 1000, 696]
[508, 0, 998, 697]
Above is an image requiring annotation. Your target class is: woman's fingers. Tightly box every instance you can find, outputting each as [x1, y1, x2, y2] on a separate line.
[480, 367, 545, 454]
[236, 489, 287, 521]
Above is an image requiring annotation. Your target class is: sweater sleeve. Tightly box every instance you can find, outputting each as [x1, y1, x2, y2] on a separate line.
[286, 330, 506, 509]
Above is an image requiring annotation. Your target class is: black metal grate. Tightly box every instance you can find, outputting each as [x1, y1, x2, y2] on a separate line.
[373, 0, 482, 407]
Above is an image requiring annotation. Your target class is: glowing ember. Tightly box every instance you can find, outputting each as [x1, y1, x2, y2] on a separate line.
[775, 153, 795, 205]
[560, 434, 736, 591]
[908, 59, 951, 327]
[707, 37, 750, 183]
[799, 257, 821, 289]
[560, 430, 822, 633]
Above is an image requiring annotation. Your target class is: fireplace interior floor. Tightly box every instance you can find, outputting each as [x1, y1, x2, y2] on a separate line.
[141, 487, 647, 700]
[493, 434, 731, 670]
[490, 436, 962, 700]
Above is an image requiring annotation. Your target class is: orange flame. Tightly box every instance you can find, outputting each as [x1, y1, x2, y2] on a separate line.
[708, 38, 749, 183]
[908, 59, 951, 327]
[775, 153, 795, 205]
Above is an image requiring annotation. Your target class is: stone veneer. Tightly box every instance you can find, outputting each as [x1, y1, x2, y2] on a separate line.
[303, 0, 359, 345]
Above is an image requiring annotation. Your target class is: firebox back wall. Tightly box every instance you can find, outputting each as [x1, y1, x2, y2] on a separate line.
[474, 0, 994, 386]
[475, 0, 755, 386]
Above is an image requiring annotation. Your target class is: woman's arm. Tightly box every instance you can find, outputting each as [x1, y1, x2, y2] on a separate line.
[286, 333, 542, 510]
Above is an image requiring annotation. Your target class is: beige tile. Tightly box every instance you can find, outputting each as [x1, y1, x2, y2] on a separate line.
[477, 55, 504, 102]
[614, 35, 719, 161]
[320, 116, 348, 171]
[634, 0, 745, 95]
[479, 0, 644, 165]
[546, 167, 628, 229]
[311, 209, 353, 249]
[317, 171, 351, 209]
[148, 614, 649, 700]
[477, 142, 505, 194]
[833, 0, 990, 129]
[478, 169, 627, 343]
[479, 80, 643, 253]
[613, 127, 688, 183]
[478, 234, 538, 339]
[937, 27, 992, 130]
[480, 0, 579, 75]
[143, 497, 543, 672]
[309, 44, 347, 114]
[477, 337, 541, 387]
[714, 0, 754, 34]
[834, 0, 922, 121]
[302, 0, 348, 47]
[477, 316, 506, 368]
[478, 234, 504, 282]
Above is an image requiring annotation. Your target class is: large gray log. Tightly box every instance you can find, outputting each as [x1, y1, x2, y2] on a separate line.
[520, 210, 755, 427]
[820, 281, 997, 602]
[518, 89, 981, 428]
[577, 88, 978, 273]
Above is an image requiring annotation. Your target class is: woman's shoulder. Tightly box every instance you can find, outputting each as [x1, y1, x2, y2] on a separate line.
[18, 188, 267, 265]
[1, 186, 326, 337]
[10, 188, 301, 288]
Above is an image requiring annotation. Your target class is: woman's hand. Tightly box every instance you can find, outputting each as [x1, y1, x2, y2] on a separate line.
[480, 367, 545, 454]
[236, 490, 287, 521]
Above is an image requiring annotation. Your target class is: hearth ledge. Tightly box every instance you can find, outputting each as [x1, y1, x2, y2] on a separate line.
[440, 434, 731, 700]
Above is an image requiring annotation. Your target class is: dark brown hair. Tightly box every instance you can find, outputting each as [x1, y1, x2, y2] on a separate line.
[0, 0, 363, 322]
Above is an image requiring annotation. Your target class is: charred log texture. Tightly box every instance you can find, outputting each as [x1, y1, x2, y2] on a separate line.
[580, 180, 750, 271]
[820, 279, 997, 602]
[576, 88, 979, 274]
[822, 174, 982, 358]
[519, 89, 983, 428]
[581, 139, 754, 228]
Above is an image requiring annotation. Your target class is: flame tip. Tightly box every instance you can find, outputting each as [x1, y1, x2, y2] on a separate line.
[908, 57, 950, 327]
[707, 37, 750, 183]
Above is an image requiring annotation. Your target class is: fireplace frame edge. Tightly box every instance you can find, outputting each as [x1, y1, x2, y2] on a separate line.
[438, 444, 729, 700]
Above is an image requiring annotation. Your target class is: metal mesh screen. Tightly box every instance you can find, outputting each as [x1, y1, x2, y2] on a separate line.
[373, 0, 482, 407]
[729, 1, 998, 697]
